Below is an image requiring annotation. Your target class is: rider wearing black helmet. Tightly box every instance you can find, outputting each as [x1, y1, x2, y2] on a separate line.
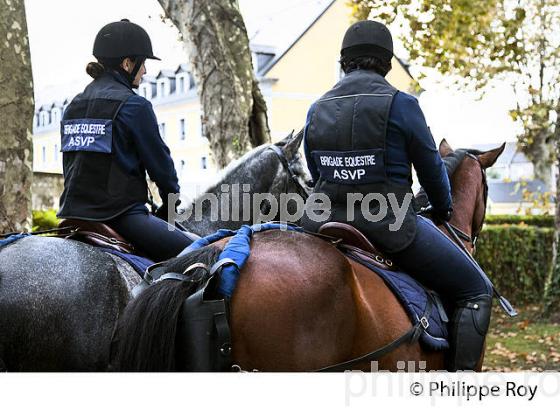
[58, 19, 196, 261]
[302, 20, 493, 371]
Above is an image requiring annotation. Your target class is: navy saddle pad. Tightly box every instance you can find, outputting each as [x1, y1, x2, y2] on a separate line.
[347, 254, 450, 350]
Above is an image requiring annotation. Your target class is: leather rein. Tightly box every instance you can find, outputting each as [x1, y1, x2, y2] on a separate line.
[422, 152, 489, 249]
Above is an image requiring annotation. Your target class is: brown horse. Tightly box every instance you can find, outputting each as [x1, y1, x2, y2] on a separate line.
[110, 140, 505, 371]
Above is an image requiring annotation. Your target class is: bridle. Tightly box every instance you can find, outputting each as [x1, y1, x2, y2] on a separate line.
[267, 145, 311, 200]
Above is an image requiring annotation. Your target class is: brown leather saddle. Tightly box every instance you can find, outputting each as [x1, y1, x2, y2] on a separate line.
[58, 219, 135, 254]
[317, 222, 396, 271]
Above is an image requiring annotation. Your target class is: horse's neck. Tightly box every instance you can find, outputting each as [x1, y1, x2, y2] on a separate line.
[448, 171, 482, 252]
[178, 148, 281, 236]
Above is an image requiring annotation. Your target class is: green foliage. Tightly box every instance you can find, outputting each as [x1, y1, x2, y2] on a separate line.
[32, 209, 59, 232]
[477, 225, 553, 304]
[484, 214, 554, 227]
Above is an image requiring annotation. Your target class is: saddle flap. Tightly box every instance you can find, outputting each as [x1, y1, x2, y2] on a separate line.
[59, 218, 135, 254]
[318, 222, 378, 254]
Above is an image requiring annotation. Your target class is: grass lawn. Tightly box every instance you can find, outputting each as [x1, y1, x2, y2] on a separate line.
[483, 304, 560, 371]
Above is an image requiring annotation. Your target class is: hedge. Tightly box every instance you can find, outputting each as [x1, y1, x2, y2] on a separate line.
[484, 214, 554, 228]
[476, 225, 553, 304]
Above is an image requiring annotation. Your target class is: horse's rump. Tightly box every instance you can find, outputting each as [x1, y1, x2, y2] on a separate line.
[0, 236, 138, 370]
[229, 230, 357, 370]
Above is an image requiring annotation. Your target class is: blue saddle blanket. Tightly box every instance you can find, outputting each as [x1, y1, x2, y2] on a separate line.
[348, 254, 449, 350]
[102, 248, 154, 277]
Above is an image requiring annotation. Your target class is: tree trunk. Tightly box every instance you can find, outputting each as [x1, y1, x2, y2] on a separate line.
[543, 101, 560, 316]
[158, 0, 270, 168]
[0, 0, 34, 233]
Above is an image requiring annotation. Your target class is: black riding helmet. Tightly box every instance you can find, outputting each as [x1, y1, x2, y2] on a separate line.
[94, 18, 160, 60]
[93, 19, 160, 86]
[341, 20, 393, 62]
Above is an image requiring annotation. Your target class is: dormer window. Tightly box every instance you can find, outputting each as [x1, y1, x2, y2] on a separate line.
[140, 83, 152, 99]
[51, 108, 61, 124]
[252, 51, 275, 74]
[157, 79, 170, 98]
[39, 111, 49, 127]
[176, 74, 188, 94]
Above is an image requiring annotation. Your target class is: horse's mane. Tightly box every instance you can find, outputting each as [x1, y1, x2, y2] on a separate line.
[415, 148, 483, 210]
[442, 148, 484, 176]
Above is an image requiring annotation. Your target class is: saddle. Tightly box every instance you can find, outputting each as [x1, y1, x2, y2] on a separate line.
[58, 219, 135, 254]
[317, 222, 396, 271]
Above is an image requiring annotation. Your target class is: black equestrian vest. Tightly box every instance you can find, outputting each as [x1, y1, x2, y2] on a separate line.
[57, 73, 148, 221]
[303, 70, 417, 252]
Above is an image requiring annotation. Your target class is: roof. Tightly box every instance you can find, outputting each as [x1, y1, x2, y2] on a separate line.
[157, 69, 176, 79]
[175, 63, 189, 74]
[255, 0, 337, 76]
[141, 75, 157, 84]
[488, 179, 550, 203]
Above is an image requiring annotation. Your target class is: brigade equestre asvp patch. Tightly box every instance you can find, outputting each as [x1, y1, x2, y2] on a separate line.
[61, 119, 113, 153]
[312, 149, 385, 184]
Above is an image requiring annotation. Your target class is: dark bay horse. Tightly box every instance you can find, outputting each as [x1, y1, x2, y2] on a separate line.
[0, 132, 309, 371]
[111, 140, 505, 371]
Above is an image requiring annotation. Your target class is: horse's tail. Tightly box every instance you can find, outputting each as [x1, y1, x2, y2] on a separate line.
[109, 246, 222, 371]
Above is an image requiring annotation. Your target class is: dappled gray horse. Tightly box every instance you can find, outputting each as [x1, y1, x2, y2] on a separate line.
[0, 131, 308, 371]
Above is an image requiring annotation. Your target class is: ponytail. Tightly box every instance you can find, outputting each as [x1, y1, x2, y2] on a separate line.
[86, 61, 105, 79]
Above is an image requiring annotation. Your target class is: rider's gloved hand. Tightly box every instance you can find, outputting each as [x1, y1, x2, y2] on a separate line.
[155, 196, 181, 221]
[155, 203, 169, 220]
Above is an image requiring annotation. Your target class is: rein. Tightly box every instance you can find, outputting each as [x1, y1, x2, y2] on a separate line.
[436, 153, 517, 317]
[464, 152, 488, 247]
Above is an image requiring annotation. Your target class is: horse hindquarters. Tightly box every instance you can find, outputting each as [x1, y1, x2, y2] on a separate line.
[229, 231, 358, 371]
[0, 237, 133, 371]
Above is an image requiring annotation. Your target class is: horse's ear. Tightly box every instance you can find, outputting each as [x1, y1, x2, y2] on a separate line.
[478, 142, 506, 169]
[275, 128, 304, 159]
[439, 138, 454, 157]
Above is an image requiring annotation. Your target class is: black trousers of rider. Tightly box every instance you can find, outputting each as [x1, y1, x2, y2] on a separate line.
[106, 209, 194, 262]
[386, 216, 493, 303]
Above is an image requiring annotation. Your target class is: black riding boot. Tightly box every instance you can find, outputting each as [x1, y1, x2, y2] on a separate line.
[447, 294, 492, 371]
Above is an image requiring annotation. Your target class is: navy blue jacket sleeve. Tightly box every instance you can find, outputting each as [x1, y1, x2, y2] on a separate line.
[395, 93, 452, 212]
[303, 103, 319, 184]
[117, 95, 180, 199]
